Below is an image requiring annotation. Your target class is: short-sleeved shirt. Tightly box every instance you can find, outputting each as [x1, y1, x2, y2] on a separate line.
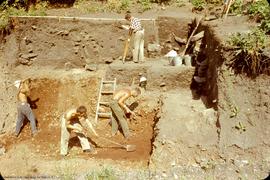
[130, 17, 142, 32]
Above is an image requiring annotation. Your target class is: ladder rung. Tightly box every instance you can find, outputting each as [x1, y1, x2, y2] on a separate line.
[98, 112, 112, 117]
[99, 101, 110, 105]
[103, 80, 115, 84]
[101, 91, 114, 94]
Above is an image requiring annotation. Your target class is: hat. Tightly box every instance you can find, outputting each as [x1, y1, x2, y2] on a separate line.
[140, 76, 147, 82]
[14, 80, 21, 89]
[164, 50, 177, 57]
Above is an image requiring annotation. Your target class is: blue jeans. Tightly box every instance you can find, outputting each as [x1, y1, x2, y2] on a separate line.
[15, 103, 37, 135]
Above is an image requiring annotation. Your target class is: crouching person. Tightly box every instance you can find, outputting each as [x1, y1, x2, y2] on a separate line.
[60, 106, 98, 156]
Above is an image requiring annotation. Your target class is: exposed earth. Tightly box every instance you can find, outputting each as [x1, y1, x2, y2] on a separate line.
[0, 1, 270, 179]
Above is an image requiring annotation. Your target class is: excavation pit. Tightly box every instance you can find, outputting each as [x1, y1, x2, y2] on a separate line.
[3, 74, 158, 163]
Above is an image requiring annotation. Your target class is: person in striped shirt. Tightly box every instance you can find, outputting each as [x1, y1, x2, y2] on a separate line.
[125, 13, 144, 63]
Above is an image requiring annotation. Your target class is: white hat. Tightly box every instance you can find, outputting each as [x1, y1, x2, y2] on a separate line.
[140, 76, 147, 82]
[164, 50, 177, 57]
[14, 80, 21, 89]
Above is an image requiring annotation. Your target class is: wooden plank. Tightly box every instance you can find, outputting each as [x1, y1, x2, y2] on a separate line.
[95, 78, 103, 123]
[101, 91, 114, 94]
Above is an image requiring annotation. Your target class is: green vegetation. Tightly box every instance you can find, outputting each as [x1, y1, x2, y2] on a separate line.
[227, 28, 270, 77]
[86, 167, 117, 180]
[139, 0, 152, 11]
[175, 0, 185, 7]
[191, 0, 206, 11]
[0, 0, 47, 30]
[227, 0, 270, 33]
[247, 0, 270, 33]
[230, 0, 243, 15]
[74, 0, 131, 13]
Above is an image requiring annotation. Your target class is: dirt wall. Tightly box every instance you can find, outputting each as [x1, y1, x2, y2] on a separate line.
[1, 16, 157, 67]
[156, 16, 192, 54]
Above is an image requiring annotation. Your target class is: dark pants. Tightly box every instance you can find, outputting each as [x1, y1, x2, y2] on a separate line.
[15, 103, 37, 135]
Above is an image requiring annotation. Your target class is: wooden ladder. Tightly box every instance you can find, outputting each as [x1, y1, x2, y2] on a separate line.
[94, 78, 117, 124]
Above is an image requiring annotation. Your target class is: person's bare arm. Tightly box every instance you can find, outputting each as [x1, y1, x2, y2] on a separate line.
[19, 83, 30, 96]
[85, 119, 98, 136]
[66, 124, 82, 132]
[65, 111, 82, 132]
[118, 94, 134, 114]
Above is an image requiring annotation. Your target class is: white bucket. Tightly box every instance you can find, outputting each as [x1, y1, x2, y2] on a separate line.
[171, 56, 182, 66]
[184, 55, 192, 66]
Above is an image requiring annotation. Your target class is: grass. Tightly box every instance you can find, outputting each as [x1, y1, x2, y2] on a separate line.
[74, 0, 131, 13]
[56, 163, 76, 180]
[86, 166, 117, 180]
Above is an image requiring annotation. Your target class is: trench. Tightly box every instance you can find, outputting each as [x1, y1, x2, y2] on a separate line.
[3, 76, 159, 164]
[1, 16, 224, 166]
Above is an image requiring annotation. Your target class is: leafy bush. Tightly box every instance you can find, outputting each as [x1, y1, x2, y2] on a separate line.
[0, 0, 47, 30]
[139, 0, 152, 11]
[229, 0, 243, 15]
[247, 0, 270, 33]
[191, 0, 206, 11]
[227, 28, 270, 77]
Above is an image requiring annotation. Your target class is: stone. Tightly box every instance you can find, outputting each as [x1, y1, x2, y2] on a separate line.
[147, 43, 160, 52]
[18, 58, 31, 65]
[85, 64, 97, 71]
[74, 47, 79, 54]
[105, 59, 113, 64]
[21, 53, 38, 60]
[74, 42, 80, 46]
[202, 108, 217, 125]
[160, 82, 166, 87]
[64, 62, 73, 71]
[118, 36, 126, 41]
[0, 147, 6, 155]
[31, 25, 37, 30]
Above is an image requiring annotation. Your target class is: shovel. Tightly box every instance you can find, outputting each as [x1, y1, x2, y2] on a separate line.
[99, 136, 136, 152]
[122, 35, 131, 64]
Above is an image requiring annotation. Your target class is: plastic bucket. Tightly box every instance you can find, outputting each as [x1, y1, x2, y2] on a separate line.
[184, 55, 192, 66]
[172, 56, 182, 66]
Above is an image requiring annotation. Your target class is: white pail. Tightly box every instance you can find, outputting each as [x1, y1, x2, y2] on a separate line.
[172, 56, 182, 66]
[184, 55, 192, 66]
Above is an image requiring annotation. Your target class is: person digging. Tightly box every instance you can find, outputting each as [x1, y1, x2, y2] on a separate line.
[109, 87, 141, 139]
[15, 78, 38, 137]
[60, 106, 98, 156]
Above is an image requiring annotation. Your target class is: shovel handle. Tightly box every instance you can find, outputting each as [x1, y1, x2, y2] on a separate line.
[122, 38, 130, 64]
[99, 136, 126, 148]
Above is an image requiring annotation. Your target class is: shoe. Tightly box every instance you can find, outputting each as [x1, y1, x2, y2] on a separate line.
[14, 133, 19, 138]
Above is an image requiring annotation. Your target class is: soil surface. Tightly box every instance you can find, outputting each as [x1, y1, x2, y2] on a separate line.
[0, 2, 269, 179]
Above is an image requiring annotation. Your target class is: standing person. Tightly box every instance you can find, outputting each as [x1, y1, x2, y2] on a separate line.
[124, 13, 144, 63]
[15, 78, 38, 137]
[110, 87, 141, 138]
[60, 106, 98, 156]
